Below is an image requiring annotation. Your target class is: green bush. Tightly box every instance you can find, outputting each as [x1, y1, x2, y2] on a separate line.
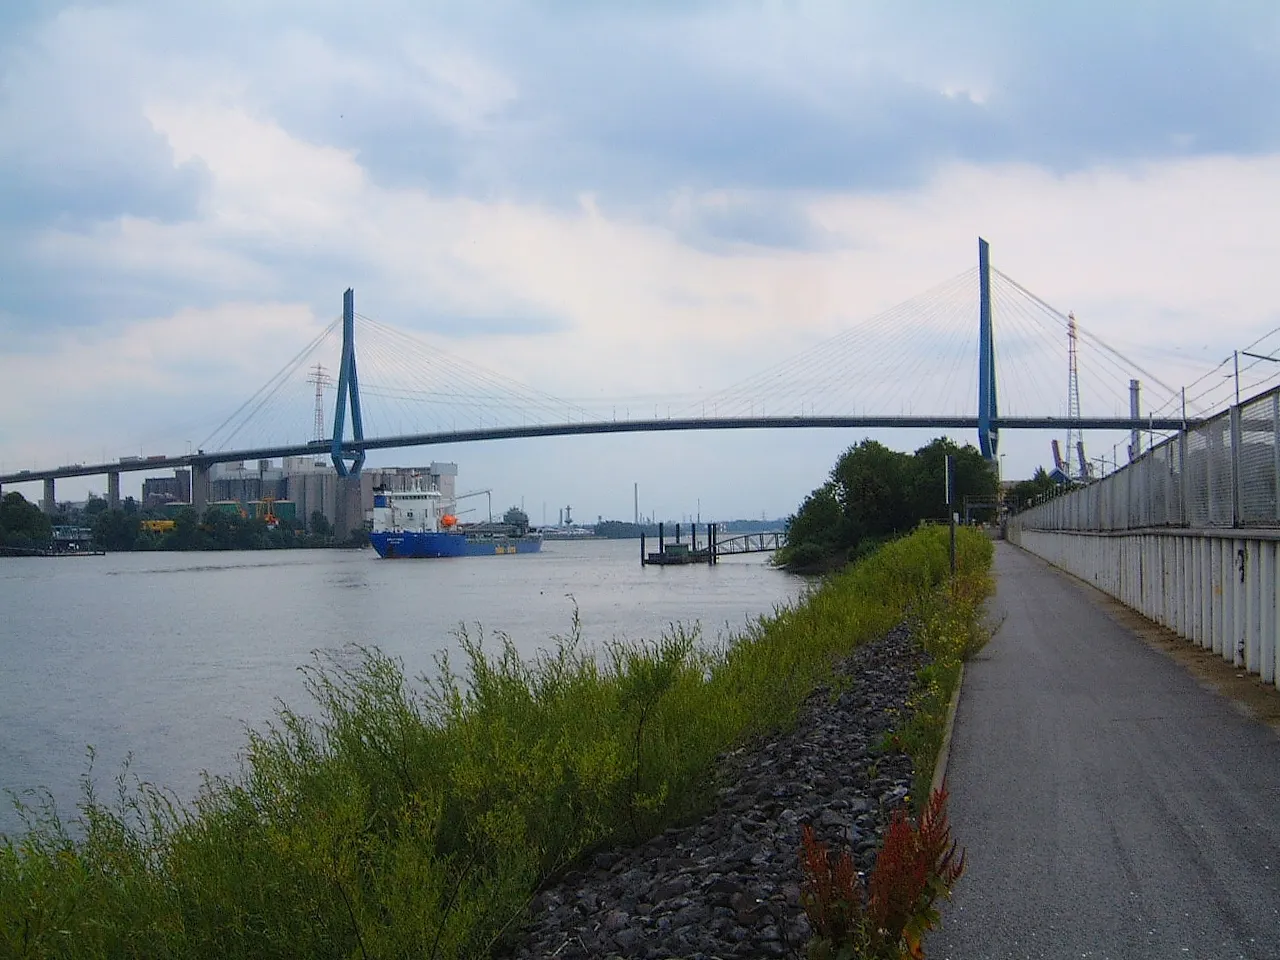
[782, 439, 997, 568]
[779, 541, 836, 573]
[0, 526, 993, 960]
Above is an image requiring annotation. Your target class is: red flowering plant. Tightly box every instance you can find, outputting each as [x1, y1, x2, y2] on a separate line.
[800, 788, 965, 960]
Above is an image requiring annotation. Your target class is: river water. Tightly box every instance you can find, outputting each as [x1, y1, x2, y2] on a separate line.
[0, 540, 805, 837]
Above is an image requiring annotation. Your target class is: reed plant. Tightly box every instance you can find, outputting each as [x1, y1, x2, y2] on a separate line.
[0, 525, 992, 960]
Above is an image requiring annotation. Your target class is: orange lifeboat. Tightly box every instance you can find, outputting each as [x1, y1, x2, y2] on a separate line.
[441, 514, 458, 528]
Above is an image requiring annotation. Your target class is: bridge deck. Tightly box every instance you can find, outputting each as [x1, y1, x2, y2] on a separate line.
[0, 415, 1192, 485]
[929, 542, 1280, 958]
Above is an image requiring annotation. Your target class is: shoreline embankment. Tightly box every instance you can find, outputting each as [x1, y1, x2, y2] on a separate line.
[0, 526, 992, 959]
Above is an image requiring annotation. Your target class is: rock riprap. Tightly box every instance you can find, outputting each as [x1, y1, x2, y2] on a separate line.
[508, 625, 924, 960]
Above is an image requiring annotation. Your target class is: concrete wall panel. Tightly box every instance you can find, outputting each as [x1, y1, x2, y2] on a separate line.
[1011, 527, 1280, 692]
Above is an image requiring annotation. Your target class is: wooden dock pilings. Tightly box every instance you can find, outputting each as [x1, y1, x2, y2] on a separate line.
[641, 521, 717, 566]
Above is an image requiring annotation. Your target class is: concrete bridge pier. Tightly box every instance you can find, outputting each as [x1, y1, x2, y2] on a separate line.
[107, 471, 120, 510]
[336, 473, 363, 539]
[191, 464, 209, 514]
[42, 478, 56, 515]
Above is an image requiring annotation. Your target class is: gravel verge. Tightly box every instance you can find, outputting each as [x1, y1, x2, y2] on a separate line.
[507, 624, 925, 960]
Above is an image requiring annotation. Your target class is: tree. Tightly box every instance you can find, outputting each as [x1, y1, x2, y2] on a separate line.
[0, 492, 52, 547]
[779, 438, 1000, 571]
[83, 495, 109, 517]
[785, 483, 843, 549]
[309, 511, 333, 538]
[594, 520, 646, 539]
[830, 440, 913, 542]
[91, 509, 141, 551]
[165, 508, 201, 550]
[198, 508, 269, 550]
[907, 438, 998, 523]
[779, 483, 846, 571]
[1007, 467, 1064, 512]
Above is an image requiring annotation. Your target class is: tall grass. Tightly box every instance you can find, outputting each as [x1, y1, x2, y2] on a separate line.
[0, 526, 992, 960]
[892, 532, 996, 804]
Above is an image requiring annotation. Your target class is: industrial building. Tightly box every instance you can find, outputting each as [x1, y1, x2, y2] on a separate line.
[143, 459, 457, 536]
[141, 469, 191, 508]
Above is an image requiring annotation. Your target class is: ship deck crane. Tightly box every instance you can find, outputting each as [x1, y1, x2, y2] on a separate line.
[455, 489, 493, 523]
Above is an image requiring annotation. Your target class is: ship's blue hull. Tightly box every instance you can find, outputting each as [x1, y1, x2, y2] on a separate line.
[370, 531, 542, 559]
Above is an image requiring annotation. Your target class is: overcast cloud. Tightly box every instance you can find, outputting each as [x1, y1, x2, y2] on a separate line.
[3, 1, 1280, 518]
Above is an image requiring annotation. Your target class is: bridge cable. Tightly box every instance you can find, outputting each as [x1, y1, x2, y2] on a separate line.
[992, 269, 1183, 401]
[198, 316, 341, 451]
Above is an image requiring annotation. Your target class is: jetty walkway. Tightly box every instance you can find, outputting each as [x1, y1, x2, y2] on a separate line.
[930, 542, 1280, 959]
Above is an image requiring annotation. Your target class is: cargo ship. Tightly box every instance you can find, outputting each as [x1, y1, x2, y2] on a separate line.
[369, 483, 542, 559]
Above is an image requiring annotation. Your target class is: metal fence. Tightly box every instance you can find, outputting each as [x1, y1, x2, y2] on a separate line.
[1015, 383, 1280, 532]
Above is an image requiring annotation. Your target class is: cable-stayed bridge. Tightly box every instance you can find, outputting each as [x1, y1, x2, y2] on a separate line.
[0, 239, 1225, 511]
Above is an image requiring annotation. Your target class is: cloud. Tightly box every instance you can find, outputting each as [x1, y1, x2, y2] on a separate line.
[0, 299, 327, 473]
[665, 190, 844, 253]
[0, 7, 211, 228]
[7, 2, 1277, 231]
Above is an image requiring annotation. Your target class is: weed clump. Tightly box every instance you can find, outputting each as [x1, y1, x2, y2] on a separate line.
[801, 787, 965, 960]
[892, 532, 995, 802]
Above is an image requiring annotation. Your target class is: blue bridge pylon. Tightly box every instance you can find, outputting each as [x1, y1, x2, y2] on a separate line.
[331, 288, 366, 478]
[977, 236, 999, 462]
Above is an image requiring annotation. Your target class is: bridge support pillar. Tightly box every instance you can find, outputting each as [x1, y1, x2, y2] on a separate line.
[331, 288, 366, 478]
[191, 464, 210, 515]
[335, 472, 363, 540]
[977, 236, 999, 461]
[107, 471, 120, 510]
[42, 478, 56, 515]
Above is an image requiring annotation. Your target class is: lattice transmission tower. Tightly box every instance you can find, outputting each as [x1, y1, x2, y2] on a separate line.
[307, 364, 333, 443]
[1064, 313, 1086, 479]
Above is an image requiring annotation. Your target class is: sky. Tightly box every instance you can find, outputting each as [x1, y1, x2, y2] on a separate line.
[3, 1, 1280, 522]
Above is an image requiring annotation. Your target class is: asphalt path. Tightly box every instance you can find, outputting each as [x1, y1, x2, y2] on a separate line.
[928, 541, 1280, 960]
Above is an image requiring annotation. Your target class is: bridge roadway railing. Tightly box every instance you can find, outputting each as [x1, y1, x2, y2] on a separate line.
[714, 531, 785, 556]
[1008, 383, 1280, 692]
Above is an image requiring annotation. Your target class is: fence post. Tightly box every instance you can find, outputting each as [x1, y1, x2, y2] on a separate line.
[1208, 426, 1217, 525]
[1126, 461, 1134, 530]
[1177, 435, 1187, 527]
[1231, 404, 1242, 527]
[1273, 392, 1280, 522]
[1178, 432, 1187, 526]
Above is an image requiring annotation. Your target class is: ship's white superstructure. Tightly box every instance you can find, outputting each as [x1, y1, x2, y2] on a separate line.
[371, 481, 454, 534]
